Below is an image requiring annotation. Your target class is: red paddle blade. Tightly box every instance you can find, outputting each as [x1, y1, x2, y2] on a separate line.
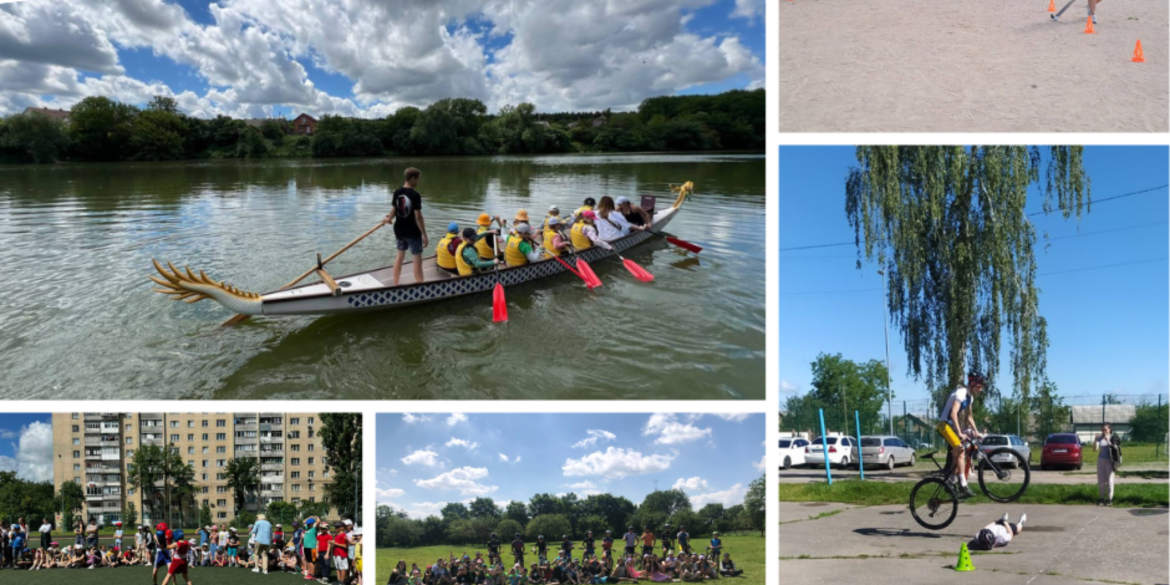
[576, 259, 603, 288]
[492, 282, 508, 322]
[667, 236, 702, 254]
[623, 259, 655, 282]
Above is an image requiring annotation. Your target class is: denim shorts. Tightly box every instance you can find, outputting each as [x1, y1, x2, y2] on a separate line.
[396, 236, 424, 255]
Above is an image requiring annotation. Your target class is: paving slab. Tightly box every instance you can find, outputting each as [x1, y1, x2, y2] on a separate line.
[778, 502, 1169, 585]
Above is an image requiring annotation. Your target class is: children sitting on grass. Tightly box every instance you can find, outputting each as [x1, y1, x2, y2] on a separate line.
[386, 530, 744, 585]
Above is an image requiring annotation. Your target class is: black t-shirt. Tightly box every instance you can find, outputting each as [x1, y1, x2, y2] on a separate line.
[536, 540, 547, 554]
[582, 537, 594, 550]
[393, 187, 423, 239]
[488, 540, 500, 553]
[561, 540, 571, 553]
[511, 539, 524, 554]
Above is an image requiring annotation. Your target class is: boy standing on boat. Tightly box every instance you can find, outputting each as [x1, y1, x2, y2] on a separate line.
[386, 167, 429, 286]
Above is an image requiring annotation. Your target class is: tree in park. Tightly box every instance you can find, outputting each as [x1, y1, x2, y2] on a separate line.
[525, 514, 572, 542]
[494, 518, 523, 541]
[1030, 380, 1071, 439]
[741, 475, 765, 537]
[68, 96, 137, 161]
[55, 479, 84, 529]
[125, 501, 139, 528]
[469, 497, 502, 520]
[199, 500, 212, 529]
[266, 500, 299, 526]
[846, 146, 1090, 406]
[128, 444, 167, 524]
[441, 502, 470, 522]
[1129, 401, 1169, 443]
[580, 494, 635, 538]
[0, 112, 70, 163]
[527, 493, 562, 518]
[319, 413, 361, 520]
[225, 457, 260, 518]
[638, 489, 691, 517]
[169, 456, 198, 528]
[504, 500, 529, 527]
[806, 353, 889, 433]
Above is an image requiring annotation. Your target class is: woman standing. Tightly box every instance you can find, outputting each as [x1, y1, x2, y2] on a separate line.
[1093, 423, 1115, 506]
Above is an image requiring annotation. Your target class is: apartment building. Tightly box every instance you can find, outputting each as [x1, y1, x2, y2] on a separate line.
[52, 413, 337, 526]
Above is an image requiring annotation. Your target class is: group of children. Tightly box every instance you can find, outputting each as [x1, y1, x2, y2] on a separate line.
[387, 526, 744, 585]
[0, 515, 362, 585]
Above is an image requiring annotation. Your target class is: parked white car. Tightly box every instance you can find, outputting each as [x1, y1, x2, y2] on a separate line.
[805, 435, 856, 468]
[857, 435, 917, 470]
[778, 438, 809, 469]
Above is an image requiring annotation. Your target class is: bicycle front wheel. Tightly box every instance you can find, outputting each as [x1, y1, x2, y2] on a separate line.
[909, 477, 959, 530]
[977, 447, 1031, 502]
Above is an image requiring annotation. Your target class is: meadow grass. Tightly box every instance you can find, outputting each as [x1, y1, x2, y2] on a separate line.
[778, 480, 1168, 508]
[376, 534, 765, 585]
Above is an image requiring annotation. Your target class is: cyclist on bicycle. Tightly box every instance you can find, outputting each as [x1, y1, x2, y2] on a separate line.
[935, 372, 986, 498]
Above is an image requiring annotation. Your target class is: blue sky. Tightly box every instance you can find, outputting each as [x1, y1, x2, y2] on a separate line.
[0, 0, 764, 118]
[779, 146, 1170, 408]
[0, 413, 53, 482]
[376, 413, 765, 519]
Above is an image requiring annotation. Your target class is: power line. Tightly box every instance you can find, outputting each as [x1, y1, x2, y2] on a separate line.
[778, 184, 1168, 252]
[1037, 257, 1167, 277]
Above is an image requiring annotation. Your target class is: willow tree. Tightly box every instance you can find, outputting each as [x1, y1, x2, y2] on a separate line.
[845, 146, 1090, 406]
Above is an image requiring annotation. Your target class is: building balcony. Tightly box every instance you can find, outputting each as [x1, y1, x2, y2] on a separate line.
[259, 435, 281, 444]
[260, 463, 283, 471]
[259, 489, 283, 498]
[259, 424, 283, 432]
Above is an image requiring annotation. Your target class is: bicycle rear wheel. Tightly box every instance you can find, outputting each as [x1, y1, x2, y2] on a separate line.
[977, 447, 1031, 502]
[909, 477, 959, 530]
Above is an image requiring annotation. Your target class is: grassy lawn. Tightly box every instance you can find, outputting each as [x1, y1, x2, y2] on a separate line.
[377, 534, 766, 585]
[778, 479, 1168, 508]
[0, 565, 311, 584]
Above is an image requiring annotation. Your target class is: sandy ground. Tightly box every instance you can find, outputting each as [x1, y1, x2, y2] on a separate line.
[778, 0, 1169, 132]
[778, 502, 1170, 584]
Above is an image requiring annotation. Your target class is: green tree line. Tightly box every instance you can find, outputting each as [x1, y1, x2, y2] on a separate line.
[0, 90, 763, 164]
[376, 476, 766, 549]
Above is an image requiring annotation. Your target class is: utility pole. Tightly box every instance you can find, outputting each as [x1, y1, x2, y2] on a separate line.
[879, 269, 894, 436]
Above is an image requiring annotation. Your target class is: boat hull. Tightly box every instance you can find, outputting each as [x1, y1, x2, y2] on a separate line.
[258, 207, 679, 316]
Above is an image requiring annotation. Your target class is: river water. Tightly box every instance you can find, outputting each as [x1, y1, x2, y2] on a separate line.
[0, 154, 764, 399]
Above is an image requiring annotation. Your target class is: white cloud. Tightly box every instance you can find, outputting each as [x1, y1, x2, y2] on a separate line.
[711, 413, 751, 423]
[402, 414, 432, 424]
[446, 438, 479, 451]
[401, 449, 441, 468]
[752, 455, 765, 472]
[0, 429, 15, 440]
[562, 447, 674, 478]
[671, 476, 710, 492]
[779, 380, 800, 394]
[498, 453, 520, 463]
[561, 481, 597, 490]
[691, 483, 746, 507]
[730, 0, 763, 20]
[572, 429, 617, 449]
[447, 413, 468, 426]
[415, 466, 498, 496]
[375, 487, 406, 499]
[0, 0, 762, 116]
[0, 421, 52, 482]
[643, 414, 712, 445]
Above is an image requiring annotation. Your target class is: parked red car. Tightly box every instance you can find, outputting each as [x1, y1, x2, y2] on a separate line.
[1040, 433, 1083, 470]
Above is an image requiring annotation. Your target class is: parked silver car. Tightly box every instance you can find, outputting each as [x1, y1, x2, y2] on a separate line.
[980, 434, 1031, 468]
[856, 435, 917, 470]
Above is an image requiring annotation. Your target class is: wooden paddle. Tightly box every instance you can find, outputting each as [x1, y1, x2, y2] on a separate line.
[490, 233, 507, 323]
[651, 231, 702, 254]
[612, 250, 654, 283]
[221, 221, 386, 326]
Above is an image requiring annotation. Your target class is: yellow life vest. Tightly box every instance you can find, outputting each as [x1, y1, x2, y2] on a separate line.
[575, 205, 593, 216]
[436, 233, 458, 269]
[570, 221, 593, 250]
[542, 215, 562, 230]
[504, 236, 531, 267]
[455, 242, 476, 276]
[543, 227, 562, 256]
[475, 226, 495, 259]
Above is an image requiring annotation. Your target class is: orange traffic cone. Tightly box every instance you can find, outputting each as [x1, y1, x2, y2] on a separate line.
[1084, 16, 1095, 34]
[1133, 40, 1145, 63]
[1048, 0, 1055, 12]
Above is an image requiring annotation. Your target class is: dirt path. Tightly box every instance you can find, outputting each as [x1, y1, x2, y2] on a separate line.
[777, 0, 1168, 132]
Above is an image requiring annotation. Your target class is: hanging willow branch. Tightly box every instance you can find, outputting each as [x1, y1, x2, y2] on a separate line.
[845, 146, 1090, 405]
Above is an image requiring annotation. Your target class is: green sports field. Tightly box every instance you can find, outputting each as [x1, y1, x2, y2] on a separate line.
[376, 534, 765, 585]
[0, 565, 313, 584]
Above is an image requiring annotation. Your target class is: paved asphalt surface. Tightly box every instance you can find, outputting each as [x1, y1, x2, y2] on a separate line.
[779, 501, 1169, 584]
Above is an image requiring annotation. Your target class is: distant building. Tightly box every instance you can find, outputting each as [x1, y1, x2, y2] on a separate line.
[243, 118, 268, 128]
[567, 122, 580, 129]
[591, 116, 607, 128]
[1069, 405, 1136, 442]
[292, 113, 317, 136]
[52, 412, 338, 527]
[22, 107, 71, 123]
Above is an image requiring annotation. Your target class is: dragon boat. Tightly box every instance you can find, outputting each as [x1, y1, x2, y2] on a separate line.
[151, 182, 693, 320]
